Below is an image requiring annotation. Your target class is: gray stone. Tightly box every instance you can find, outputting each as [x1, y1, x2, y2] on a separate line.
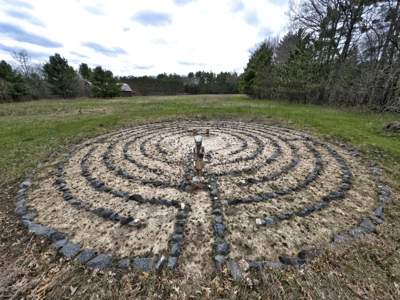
[120, 216, 133, 225]
[340, 183, 351, 190]
[116, 191, 125, 198]
[167, 256, 178, 269]
[314, 203, 326, 211]
[380, 196, 391, 202]
[349, 227, 366, 238]
[247, 178, 258, 184]
[49, 231, 67, 241]
[177, 211, 187, 219]
[185, 185, 191, 192]
[16, 193, 26, 201]
[277, 214, 287, 220]
[22, 212, 37, 220]
[333, 234, 349, 244]
[87, 254, 114, 270]
[133, 258, 155, 271]
[215, 255, 225, 268]
[170, 244, 181, 256]
[63, 193, 73, 200]
[242, 197, 253, 203]
[59, 243, 80, 258]
[14, 205, 27, 215]
[215, 243, 230, 255]
[381, 190, 391, 197]
[264, 261, 283, 269]
[129, 194, 143, 202]
[249, 261, 263, 270]
[272, 216, 280, 223]
[252, 195, 263, 202]
[213, 201, 221, 209]
[370, 215, 384, 225]
[171, 234, 184, 243]
[76, 250, 97, 263]
[373, 207, 384, 218]
[17, 199, 26, 206]
[102, 209, 113, 218]
[215, 215, 223, 223]
[175, 225, 183, 234]
[51, 239, 69, 250]
[212, 208, 222, 215]
[118, 259, 131, 271]
[379, 184, 390, 192]
[371, 167, 381, 176]
[296, 208, 310, 217]
[91, 180, 104, 188]
[265, 217, 275, 226]
[21, 219, 31, 227]
[182, 204, 190, 213]
[210, 189, 219, 197]
[175, 220, 185, 226]
[214, 224, 225, 237]
[284, 211, 294, 218]
[28, 222, 55, 237]
[360, 219, 377, 232]
[279, 256, 306, 268]
[227, 260, 242, 280]
[20, 181, 30, 188]
[220, 200, 228, 206]
[109, 213, 122, 222]
[91, 207, 105, 216]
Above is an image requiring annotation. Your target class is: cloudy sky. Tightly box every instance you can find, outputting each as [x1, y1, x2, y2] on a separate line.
[0, 0, 289, 77]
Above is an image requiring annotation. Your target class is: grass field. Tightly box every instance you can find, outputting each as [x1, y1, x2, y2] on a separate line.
[0, 94, 399, 299]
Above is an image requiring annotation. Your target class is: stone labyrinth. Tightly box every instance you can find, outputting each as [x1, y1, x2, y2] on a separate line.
[15, 120, 391, 278]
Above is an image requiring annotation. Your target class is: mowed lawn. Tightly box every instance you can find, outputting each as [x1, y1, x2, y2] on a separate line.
[1, 94, 399, 187]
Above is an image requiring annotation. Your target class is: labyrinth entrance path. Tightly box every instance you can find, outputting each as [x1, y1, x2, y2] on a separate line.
[19, 120, 386, 278]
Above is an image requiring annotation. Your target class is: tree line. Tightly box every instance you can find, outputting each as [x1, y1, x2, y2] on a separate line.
[0, 51, 239, 102]
[119, 71, 239, 96]
[0, 51, 126, 102]
[239, 0, 400, 111]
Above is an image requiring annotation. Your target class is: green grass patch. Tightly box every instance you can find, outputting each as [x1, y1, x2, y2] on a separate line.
[1, 95, 398, 186]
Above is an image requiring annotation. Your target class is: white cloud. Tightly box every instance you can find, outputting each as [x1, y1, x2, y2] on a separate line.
[243, 9, 260, 27]
[229, 0, 245, 13]
[0, 0, 289, 76]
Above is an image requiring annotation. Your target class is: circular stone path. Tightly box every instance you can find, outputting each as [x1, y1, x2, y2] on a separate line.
[15, 120, 391, 278]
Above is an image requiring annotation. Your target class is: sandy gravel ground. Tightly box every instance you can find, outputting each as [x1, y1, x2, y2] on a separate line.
[24, 121, 380, 277]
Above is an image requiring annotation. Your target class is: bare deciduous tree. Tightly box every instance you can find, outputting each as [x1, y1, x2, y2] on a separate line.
[240, 0, 400, 111]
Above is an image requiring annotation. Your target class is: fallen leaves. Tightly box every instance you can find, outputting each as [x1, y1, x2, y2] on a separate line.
[70, 285, 77, 296]
[346, 283, 365, 298]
